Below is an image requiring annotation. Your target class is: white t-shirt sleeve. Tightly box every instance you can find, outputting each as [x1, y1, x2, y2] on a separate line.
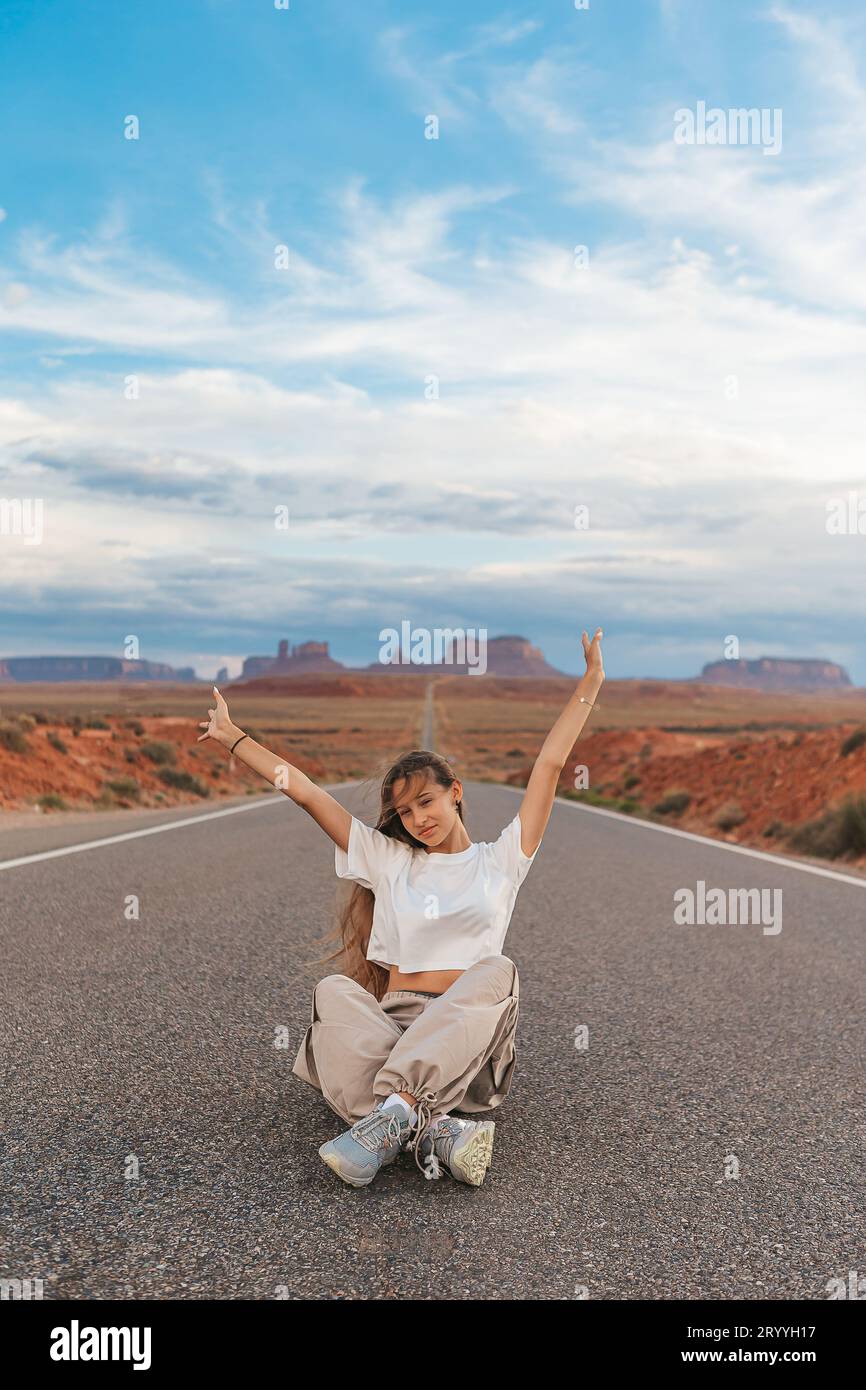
[334, 816, 406, 890]
[487, 813, 539, 887]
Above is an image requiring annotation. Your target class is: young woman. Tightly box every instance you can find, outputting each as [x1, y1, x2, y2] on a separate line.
[198, 628, 604, 1188]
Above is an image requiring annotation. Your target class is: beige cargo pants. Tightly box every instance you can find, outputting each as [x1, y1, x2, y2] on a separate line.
[291, 955, 520, 1153]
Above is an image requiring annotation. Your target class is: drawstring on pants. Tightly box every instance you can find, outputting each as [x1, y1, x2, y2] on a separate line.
[403, 1089, 442, 1180]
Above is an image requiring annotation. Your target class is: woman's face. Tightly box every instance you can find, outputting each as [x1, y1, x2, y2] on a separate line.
[391, 773, 458, 847]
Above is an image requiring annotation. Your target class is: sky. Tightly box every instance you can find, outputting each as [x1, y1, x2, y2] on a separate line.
[1, 0, 865, 683]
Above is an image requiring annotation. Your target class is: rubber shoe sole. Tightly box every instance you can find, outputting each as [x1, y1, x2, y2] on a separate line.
[447, 1121, 496, 1186]
[318, 1145, 376, 1187]
[319, 1140, 405, 1187]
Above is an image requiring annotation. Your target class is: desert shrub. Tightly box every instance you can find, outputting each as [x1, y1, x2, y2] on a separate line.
[37, 793, 67, 810]
[653, 790, 691, 815]
[124, 719, 145, 736]
[158, 768, 209, 796]
[840, 727, 866, 757]
[47, 732, 68, 754]
[104, 777, 141, 801]
[17, 714, 36, 731]
[124, 749, 138, 763]
[714, 801, 747, 831]
[623, 773, 641, 789]
[787, 795, 866, 860]
[506, 748, 524, 757]
[0, 720, 29, 754]
[31, 711, 50, 725]
[763, 819, 788, 838]
[141, 740, 176, 766]
[639, 742, 653, 759]
[85, 717, 110, 730]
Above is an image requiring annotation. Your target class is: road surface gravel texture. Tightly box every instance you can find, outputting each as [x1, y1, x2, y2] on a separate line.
[0, 782, 862, 1300]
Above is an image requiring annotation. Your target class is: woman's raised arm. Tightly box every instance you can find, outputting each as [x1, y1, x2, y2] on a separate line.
[517, 628, 605, 857]
[198, 685, 352, 851]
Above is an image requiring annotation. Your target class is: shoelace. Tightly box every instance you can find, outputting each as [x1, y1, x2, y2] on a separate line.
[349, 1106, 406, 1154]
[416, 1116, 467, 1180]
[425, 1117, 463, 1165]
[349, 1097, 446, 1179]
[403, 1091, 442, 1180]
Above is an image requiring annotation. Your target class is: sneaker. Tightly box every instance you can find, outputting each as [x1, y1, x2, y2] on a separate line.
[415, 1116, 496, 1185]
[318, 1102, 413, 1187]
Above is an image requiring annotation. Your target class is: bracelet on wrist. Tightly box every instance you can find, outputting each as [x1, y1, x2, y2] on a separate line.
[229, 731, 248, 755]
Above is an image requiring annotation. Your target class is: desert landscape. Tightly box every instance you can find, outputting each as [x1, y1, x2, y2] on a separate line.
[2, 672, 866, 872]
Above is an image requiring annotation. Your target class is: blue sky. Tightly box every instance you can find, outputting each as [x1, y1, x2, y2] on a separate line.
[1, 0, 865, 682]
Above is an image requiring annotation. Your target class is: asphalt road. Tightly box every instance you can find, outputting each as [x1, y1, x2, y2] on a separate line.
[1, 782, 863, 1300]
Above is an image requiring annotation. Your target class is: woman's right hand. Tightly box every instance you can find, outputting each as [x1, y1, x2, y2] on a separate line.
[197, 685, 237, 746]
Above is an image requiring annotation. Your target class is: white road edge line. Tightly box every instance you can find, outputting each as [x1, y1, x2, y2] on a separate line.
[0, 783, 361, 872]
[497, 783, 866, 890]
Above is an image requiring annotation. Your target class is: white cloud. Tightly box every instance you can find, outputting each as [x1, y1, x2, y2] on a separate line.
[378, 25, 481, 124]
[768, 4, 866, 139]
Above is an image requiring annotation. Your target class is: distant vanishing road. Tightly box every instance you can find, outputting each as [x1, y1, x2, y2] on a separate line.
[1, 783, 863, 1300]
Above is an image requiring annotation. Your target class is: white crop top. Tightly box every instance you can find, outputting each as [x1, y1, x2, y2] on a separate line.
[334, 813, 539, 972]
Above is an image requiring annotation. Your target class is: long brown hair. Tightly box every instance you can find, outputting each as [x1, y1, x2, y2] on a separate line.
[308, 750, 465, 1001]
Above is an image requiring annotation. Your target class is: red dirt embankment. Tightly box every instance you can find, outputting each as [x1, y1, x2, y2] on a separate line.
[507, 723, 866, 867]
[0, 714, 325, 814]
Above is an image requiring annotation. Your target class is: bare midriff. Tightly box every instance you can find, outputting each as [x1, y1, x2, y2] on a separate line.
[386, 965, 465, 996]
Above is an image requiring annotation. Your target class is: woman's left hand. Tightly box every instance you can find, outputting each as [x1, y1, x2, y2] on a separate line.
[581, 627, 604, 679]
